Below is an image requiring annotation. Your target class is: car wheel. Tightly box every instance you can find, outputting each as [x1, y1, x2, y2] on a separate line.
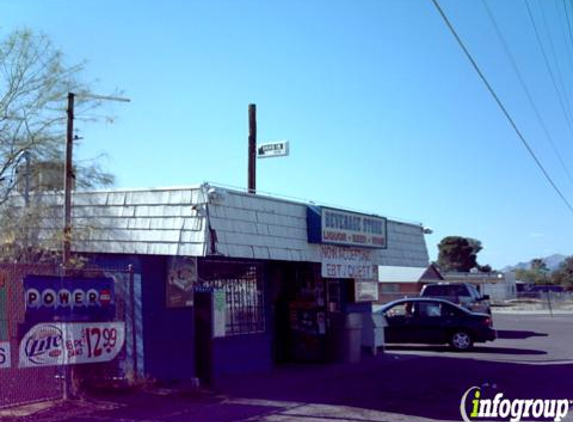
[450, 331, 473, 351]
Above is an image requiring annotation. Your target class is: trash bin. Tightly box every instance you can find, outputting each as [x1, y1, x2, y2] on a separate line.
[326, 313, 344, 363]
[343, 313, 363, 363]
[327, 313, 364, 363]
[362, 313, 387, 356]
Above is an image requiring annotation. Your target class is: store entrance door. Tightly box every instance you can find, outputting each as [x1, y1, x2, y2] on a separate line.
[194, 290, 213, 385]
[285, 264, 328, 362]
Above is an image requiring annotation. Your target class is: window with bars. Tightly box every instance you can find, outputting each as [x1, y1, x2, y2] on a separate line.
[197, 261, 265, 336]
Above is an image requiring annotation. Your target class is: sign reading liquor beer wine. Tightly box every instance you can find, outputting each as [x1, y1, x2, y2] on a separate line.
[24, 275, 116, 323]
[19, 322, 125, 368]
[307, 206, 387, 249]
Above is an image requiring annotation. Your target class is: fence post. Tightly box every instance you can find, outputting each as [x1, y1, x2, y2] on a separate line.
[57, 264, 75, 400]
[128, 264, 138, 382]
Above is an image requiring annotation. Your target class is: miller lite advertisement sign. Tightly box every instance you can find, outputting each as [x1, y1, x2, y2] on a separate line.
[18, 322, 125, 368]
[24, 275, 116, 323]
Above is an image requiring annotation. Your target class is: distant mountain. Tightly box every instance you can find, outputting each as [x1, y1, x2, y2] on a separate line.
[501, 254, 568, 272]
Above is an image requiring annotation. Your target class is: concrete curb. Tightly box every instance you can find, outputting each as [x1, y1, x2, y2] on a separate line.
[492, 309, 573, 315]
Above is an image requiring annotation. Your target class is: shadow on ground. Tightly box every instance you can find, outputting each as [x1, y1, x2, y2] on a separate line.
[3, 353, 572, 422]
[385, 344, 547, 355]
[497, 330, 549, 339]
[215, 353, 573, 421]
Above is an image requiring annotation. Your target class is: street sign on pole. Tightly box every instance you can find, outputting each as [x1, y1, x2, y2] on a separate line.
[257, 141, 289, 158]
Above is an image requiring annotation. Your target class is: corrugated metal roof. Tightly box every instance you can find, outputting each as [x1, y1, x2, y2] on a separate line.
[20, 186, 209, 257]
[208, 188, 429, 266]
[14, 184, 430, 266]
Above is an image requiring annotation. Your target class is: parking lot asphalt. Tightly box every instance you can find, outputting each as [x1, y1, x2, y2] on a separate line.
[2, 312, 572, 422]
[385, 312, 573, 364]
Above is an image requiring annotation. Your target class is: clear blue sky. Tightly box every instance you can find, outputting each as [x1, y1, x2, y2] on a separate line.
[3, 0, 573, 269]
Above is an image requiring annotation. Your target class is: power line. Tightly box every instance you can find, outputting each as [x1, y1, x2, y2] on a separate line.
[537, 0, 573, 119]
[525, 0, 573, 139]
[559, 0, 573, 73]
[430, 0, 573, 215]
[482, 0, 573, 186]
[561, 0, 573, 102]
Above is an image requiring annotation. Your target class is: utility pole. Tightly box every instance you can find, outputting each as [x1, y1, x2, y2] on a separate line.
[63, 92, 75, 268]
[60, 91, 129, 401]
[23, 151, 30, 207]
[61, 92, 74, 402]
[62, 92, 130, 269]
[248, 104, 256, 194]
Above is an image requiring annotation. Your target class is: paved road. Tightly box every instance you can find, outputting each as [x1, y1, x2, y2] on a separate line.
[2, 312, 572, 422]
[386, 312, 573, 364]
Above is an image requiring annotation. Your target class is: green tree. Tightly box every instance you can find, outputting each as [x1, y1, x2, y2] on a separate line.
[515, 257, 552, 285]
[477, 264, 492, 273]
[0, 28, 115, 202]
[531, 258, 549, 272]
[0, 28, 118, 262]
[552, 256, 573, 289]
[436, 236, 489, 272]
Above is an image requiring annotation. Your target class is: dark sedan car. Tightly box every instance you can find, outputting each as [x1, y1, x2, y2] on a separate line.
[377, 298, 496, 350]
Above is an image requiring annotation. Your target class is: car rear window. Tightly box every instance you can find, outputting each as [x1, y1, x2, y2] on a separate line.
[423, 285, 445, 295]
[467, 284, 481, 299]
[452, 285, 469, 296]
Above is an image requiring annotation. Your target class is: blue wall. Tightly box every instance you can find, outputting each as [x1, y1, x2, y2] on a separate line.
[88, 253, 196, 383]
[88, 254, 277, 384]
[141, 255, 195, 382]
[212, 332, 272, 379]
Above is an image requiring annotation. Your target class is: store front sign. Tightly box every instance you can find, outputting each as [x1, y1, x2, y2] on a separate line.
[166, 257, 196, 308]
[18, 322, 125, 368]
[213, 289, 226, 338]
[354, 280, 379, 302]
[0, 271, 7, 341]
[24, 275, 116, 323]
[320, 245, 379, 279]
[307, 206, 387, 249]
[0, 341, 10, 368]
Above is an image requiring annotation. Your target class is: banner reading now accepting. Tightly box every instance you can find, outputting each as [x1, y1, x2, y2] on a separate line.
[320, 245, 379, 280]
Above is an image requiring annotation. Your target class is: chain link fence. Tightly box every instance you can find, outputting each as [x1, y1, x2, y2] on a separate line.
[0, 263, 139, 410]
[512, 291, 573, 312]
[0, 264, 61, 409]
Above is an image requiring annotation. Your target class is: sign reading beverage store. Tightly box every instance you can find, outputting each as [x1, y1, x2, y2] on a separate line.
[307, 206, 387, 249]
